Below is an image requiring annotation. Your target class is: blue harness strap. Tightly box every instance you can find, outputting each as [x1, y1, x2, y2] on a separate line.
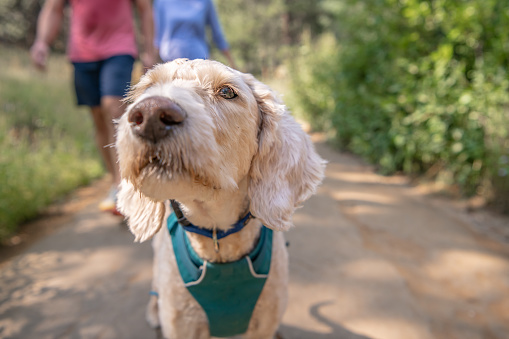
[167, 213, 273, 337]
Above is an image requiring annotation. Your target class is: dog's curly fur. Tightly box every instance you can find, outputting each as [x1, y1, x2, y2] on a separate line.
[115, 59, 325, 338]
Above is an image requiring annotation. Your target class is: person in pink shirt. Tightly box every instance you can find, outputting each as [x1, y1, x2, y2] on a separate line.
[30, 0, 156, 214]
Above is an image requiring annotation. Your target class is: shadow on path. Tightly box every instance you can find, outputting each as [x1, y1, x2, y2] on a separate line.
[280, 301, 372, 339]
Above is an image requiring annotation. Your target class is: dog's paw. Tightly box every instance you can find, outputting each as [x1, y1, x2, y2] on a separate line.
[146, 295, 160, 328]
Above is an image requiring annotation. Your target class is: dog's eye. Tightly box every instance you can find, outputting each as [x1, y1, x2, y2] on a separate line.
[218, 86, 237, 99]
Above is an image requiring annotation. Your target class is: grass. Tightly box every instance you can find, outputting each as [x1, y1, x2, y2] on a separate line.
[0, 46, 104, 240]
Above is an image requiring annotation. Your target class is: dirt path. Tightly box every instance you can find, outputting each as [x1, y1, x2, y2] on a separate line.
[1, 139, 509, 339]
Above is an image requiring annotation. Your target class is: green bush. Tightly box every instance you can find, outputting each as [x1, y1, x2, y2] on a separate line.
[291, 0, 509, 208]
[0, 48, 103, 240]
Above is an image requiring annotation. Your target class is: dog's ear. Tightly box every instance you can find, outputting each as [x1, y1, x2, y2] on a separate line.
[117, 180, 166, 242]
[244, 74, 326, 231]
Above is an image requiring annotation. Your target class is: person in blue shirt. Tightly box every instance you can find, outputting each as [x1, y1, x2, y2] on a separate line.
[153, 0, 236, 68]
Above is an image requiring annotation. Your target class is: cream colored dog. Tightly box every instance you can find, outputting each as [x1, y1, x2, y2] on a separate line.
[115, 59, 325, 339]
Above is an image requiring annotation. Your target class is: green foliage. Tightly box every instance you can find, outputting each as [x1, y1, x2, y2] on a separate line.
[291, 0, 509, 207]
[214, 0, 333, 75]
[0, 0, 68, 51]
[0, 48, 103, 240]
[289, 33, 339, 133]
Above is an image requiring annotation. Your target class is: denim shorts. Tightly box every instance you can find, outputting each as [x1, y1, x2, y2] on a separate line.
[72, 55, 135, 107]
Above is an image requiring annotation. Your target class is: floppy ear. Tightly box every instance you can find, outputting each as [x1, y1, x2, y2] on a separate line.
[117, 180, 167, 242]
[245, 74, 326, 231]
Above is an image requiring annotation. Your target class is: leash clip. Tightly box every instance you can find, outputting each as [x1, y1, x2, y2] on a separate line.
[213, 228, 219, 252]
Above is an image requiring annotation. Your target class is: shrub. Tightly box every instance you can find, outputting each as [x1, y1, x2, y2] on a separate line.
[0, 48, 103, 240]
[291, 0, 509, 208]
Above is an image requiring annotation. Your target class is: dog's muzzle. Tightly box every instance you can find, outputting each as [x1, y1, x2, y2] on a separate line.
[128, 96, 186, 143]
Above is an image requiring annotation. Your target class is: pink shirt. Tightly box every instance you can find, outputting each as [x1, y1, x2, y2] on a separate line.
[68, 0, 138, 62]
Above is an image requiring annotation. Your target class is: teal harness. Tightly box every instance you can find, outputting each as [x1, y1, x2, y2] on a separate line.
[166, 213, 273, 337]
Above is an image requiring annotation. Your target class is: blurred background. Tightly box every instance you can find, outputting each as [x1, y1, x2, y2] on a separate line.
[1, 0, 508, 241]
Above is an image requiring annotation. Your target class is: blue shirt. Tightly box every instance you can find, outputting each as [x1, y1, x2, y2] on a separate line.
[154, 0, 230, 62]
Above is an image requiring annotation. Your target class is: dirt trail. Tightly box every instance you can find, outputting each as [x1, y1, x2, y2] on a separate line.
[1, 139, 509, 339]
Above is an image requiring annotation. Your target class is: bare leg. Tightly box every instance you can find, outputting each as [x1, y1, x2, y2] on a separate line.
[101, 96, 125, 185]
[89, 96, 125, 185]
[89, 103, 120, 186]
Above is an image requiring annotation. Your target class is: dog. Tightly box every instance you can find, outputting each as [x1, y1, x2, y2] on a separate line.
[115, 59, 325, 338]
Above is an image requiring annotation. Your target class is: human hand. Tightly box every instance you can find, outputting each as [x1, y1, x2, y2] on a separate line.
[222, 49, 237, 70]
[140, 52, 157, 73]
[30, 40, 50, 71]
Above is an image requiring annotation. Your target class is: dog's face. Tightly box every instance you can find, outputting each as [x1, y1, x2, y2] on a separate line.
[116, 59, 325, 242]
[117, 59, 260, 198]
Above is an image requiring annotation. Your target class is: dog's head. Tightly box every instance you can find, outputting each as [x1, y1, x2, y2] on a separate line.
[116, 59, 325, 242]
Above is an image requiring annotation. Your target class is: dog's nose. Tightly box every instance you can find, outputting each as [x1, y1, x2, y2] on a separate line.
[128, 96, 186, 143]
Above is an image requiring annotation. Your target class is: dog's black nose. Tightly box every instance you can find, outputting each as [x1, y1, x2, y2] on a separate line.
[128, 96, 186, 143]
